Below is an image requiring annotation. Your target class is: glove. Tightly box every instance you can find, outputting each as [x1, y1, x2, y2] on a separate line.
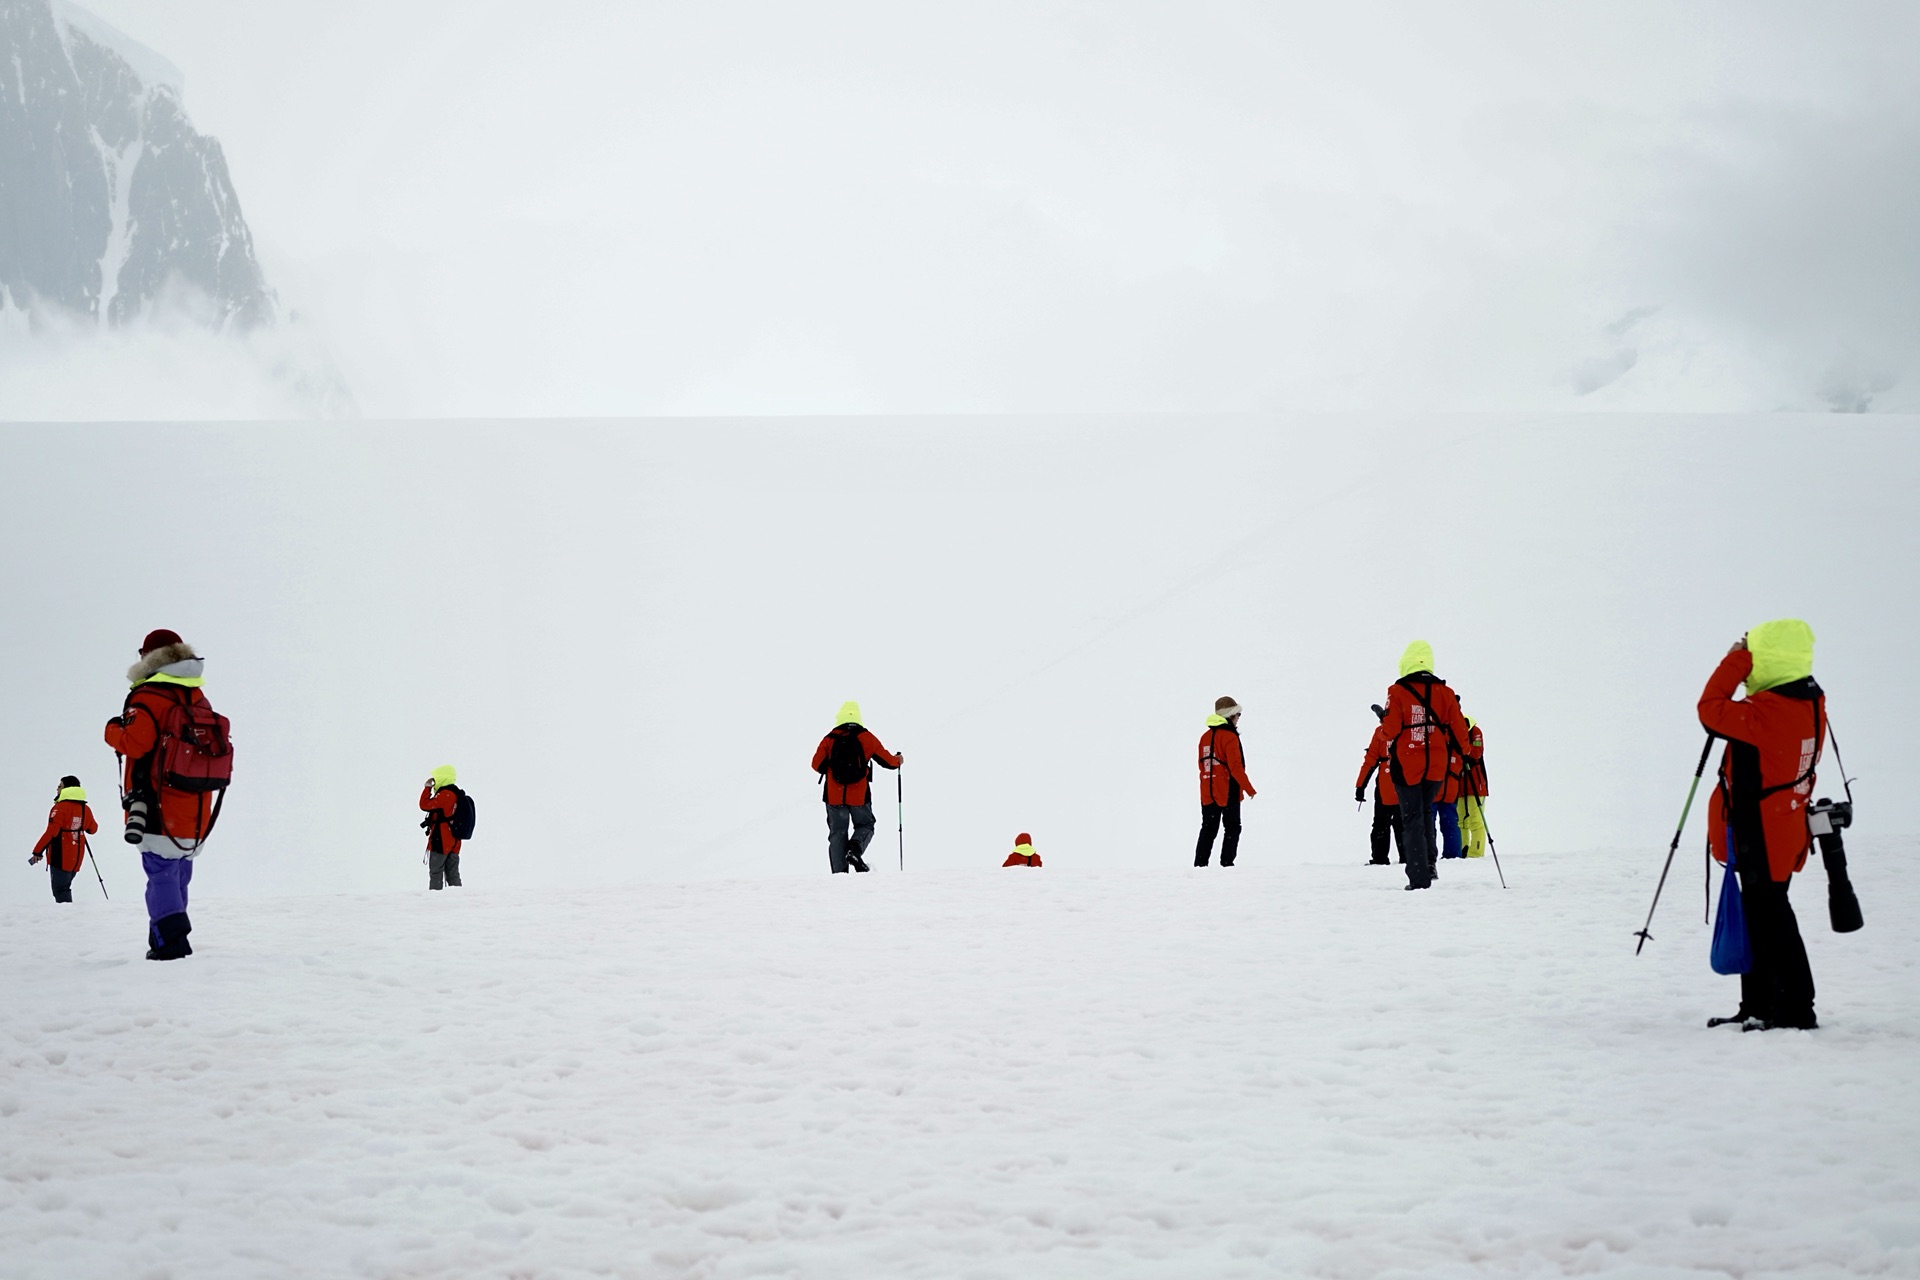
[29, 852, 42, 864]
[1355, 786, 1367, 804]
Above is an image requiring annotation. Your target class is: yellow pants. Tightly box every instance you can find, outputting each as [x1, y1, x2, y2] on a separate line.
[1457, 796, 1487, 858]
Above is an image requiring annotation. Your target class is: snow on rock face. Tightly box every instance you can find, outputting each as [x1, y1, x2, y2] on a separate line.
[1, 847, 1915, 1276]
[0, 0, 271, 328]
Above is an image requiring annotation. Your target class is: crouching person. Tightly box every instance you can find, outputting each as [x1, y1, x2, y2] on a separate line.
[29, 776, 98, 902]
[104, 630, 233, 960]
[420, 765, 471, 889]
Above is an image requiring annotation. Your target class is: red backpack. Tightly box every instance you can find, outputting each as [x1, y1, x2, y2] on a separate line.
[126, 685, 234, 845]
[155, 693, 234, 794]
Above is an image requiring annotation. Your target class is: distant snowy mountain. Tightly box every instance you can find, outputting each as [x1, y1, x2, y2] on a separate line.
[0, 0, 272, 329]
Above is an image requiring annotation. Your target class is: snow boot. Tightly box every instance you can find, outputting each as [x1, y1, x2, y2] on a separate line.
[147, 912, 193, 960]
[846, 846, 870, 873]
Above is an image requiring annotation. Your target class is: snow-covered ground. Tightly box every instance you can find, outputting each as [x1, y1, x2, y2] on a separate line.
[5, 842, 1916, 1278]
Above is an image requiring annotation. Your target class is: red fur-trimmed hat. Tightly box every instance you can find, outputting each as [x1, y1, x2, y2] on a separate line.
[140, 629, 183, 655]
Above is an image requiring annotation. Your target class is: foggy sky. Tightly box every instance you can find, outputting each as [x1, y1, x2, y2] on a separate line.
[16, 0, 1920, 417]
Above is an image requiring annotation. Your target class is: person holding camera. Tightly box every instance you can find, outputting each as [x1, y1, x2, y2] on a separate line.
[420, 765, 469, 889]
[1699, 619, 1826, 1030]
[29, 776, 98, 902]
[104, 629, 232, 960]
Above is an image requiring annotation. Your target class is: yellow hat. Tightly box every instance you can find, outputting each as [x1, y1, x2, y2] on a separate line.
[1399, 640, 1434, 677]
[835, 701, 863, 726]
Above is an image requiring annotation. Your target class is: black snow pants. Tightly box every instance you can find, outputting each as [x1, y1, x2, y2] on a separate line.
[49, 867, 77, 902]
[1395, 779, 1437, 888]
[1736, 864, 1816, 1027]
[1369, 790, 1403, 864]
[1195, 781, 1242, 866]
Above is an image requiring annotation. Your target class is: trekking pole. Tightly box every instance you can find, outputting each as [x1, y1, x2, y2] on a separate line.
[81, 833, 109, 900]
[1434, 717, 1505, 888]
[1634, 731, 1717, 954]
[1474, 793, 1508, 890]
[896, 769, 904, 871]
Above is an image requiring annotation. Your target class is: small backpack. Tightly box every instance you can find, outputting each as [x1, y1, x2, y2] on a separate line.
[827, 726, 870, 786]
[451, 787, 478, 841]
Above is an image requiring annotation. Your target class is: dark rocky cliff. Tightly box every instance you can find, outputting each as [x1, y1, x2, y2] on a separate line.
[0, 0, 273, 328]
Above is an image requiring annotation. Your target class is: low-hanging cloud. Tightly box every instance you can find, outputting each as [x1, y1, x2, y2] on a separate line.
[0, 286, 356, 420]
[16, 0, 1920, 419]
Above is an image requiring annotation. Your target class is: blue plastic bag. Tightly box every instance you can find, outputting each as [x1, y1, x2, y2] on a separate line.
[1711, 834, 1753, 975]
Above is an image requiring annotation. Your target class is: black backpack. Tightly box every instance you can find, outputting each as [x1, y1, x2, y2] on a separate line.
[827, 726, 870, 786]
[451, 787, 478, 841]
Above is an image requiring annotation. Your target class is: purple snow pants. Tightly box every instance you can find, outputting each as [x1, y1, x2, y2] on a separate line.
[142, 852, 193, 936]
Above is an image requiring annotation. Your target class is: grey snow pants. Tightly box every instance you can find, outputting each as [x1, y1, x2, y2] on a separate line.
[429, 852, 462, 889]
[825, 804, 876, 874]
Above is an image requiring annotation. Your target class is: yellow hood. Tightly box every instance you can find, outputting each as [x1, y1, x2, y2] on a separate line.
[431, 764, 458, 788]
[1205, 714, 1229, 727]
[57, 786, 87, 803]
[1399, 640, 1434, 678]
[1012, 842, 1036, 858]
[836, 701, 863, 726]
[1745, 619, 1814, 695]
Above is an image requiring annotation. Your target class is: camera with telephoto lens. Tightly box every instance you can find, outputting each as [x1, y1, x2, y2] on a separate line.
[1808, 797, 1863, 933]
[1808, 797, 1851, 835]
[123, 794, 150, 845]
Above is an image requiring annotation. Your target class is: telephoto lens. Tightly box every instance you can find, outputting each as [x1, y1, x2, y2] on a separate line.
[123, 796, 149, 845]
[1809, 798, 1863, 933]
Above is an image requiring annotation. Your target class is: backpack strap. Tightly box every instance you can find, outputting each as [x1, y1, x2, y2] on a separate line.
[1401, 676, 1471, 779]
[149, 684, 225, 853]
[1756, 691, 1824, 802]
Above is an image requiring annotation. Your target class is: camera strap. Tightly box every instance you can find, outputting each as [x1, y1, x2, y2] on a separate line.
[1826, 715, 1855, 806]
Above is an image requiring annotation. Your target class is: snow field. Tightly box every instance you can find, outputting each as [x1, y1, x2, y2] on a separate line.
[4, 843, 1917, 1279]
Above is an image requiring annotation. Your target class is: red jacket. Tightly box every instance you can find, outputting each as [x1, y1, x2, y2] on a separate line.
[1198, 718, 1255, 806]
[811, 725, 902, 807]
[1700, 649, 1824, 882]
[1462, 724, 1488, 798]
[421, 785, 462, 855]
[1376, 674, 1471, 787]
[105, 681, 220, 844]
[1356, 723, 1399, 805]
[33, 799, 98, 873]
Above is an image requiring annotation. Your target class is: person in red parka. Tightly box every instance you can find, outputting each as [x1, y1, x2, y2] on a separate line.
[1002, 833, 1042, 867]
[1196, 696, 1256, 866]
[1699, 620, 1826, 1031]
[1355, 706, 1402, 866]
[29, 776, 98, 903]
[1370, 641, 1471, 891]
[811, 701, 903, 874]
[420, 764, 466, 889]
[104, 629, 229, 960]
